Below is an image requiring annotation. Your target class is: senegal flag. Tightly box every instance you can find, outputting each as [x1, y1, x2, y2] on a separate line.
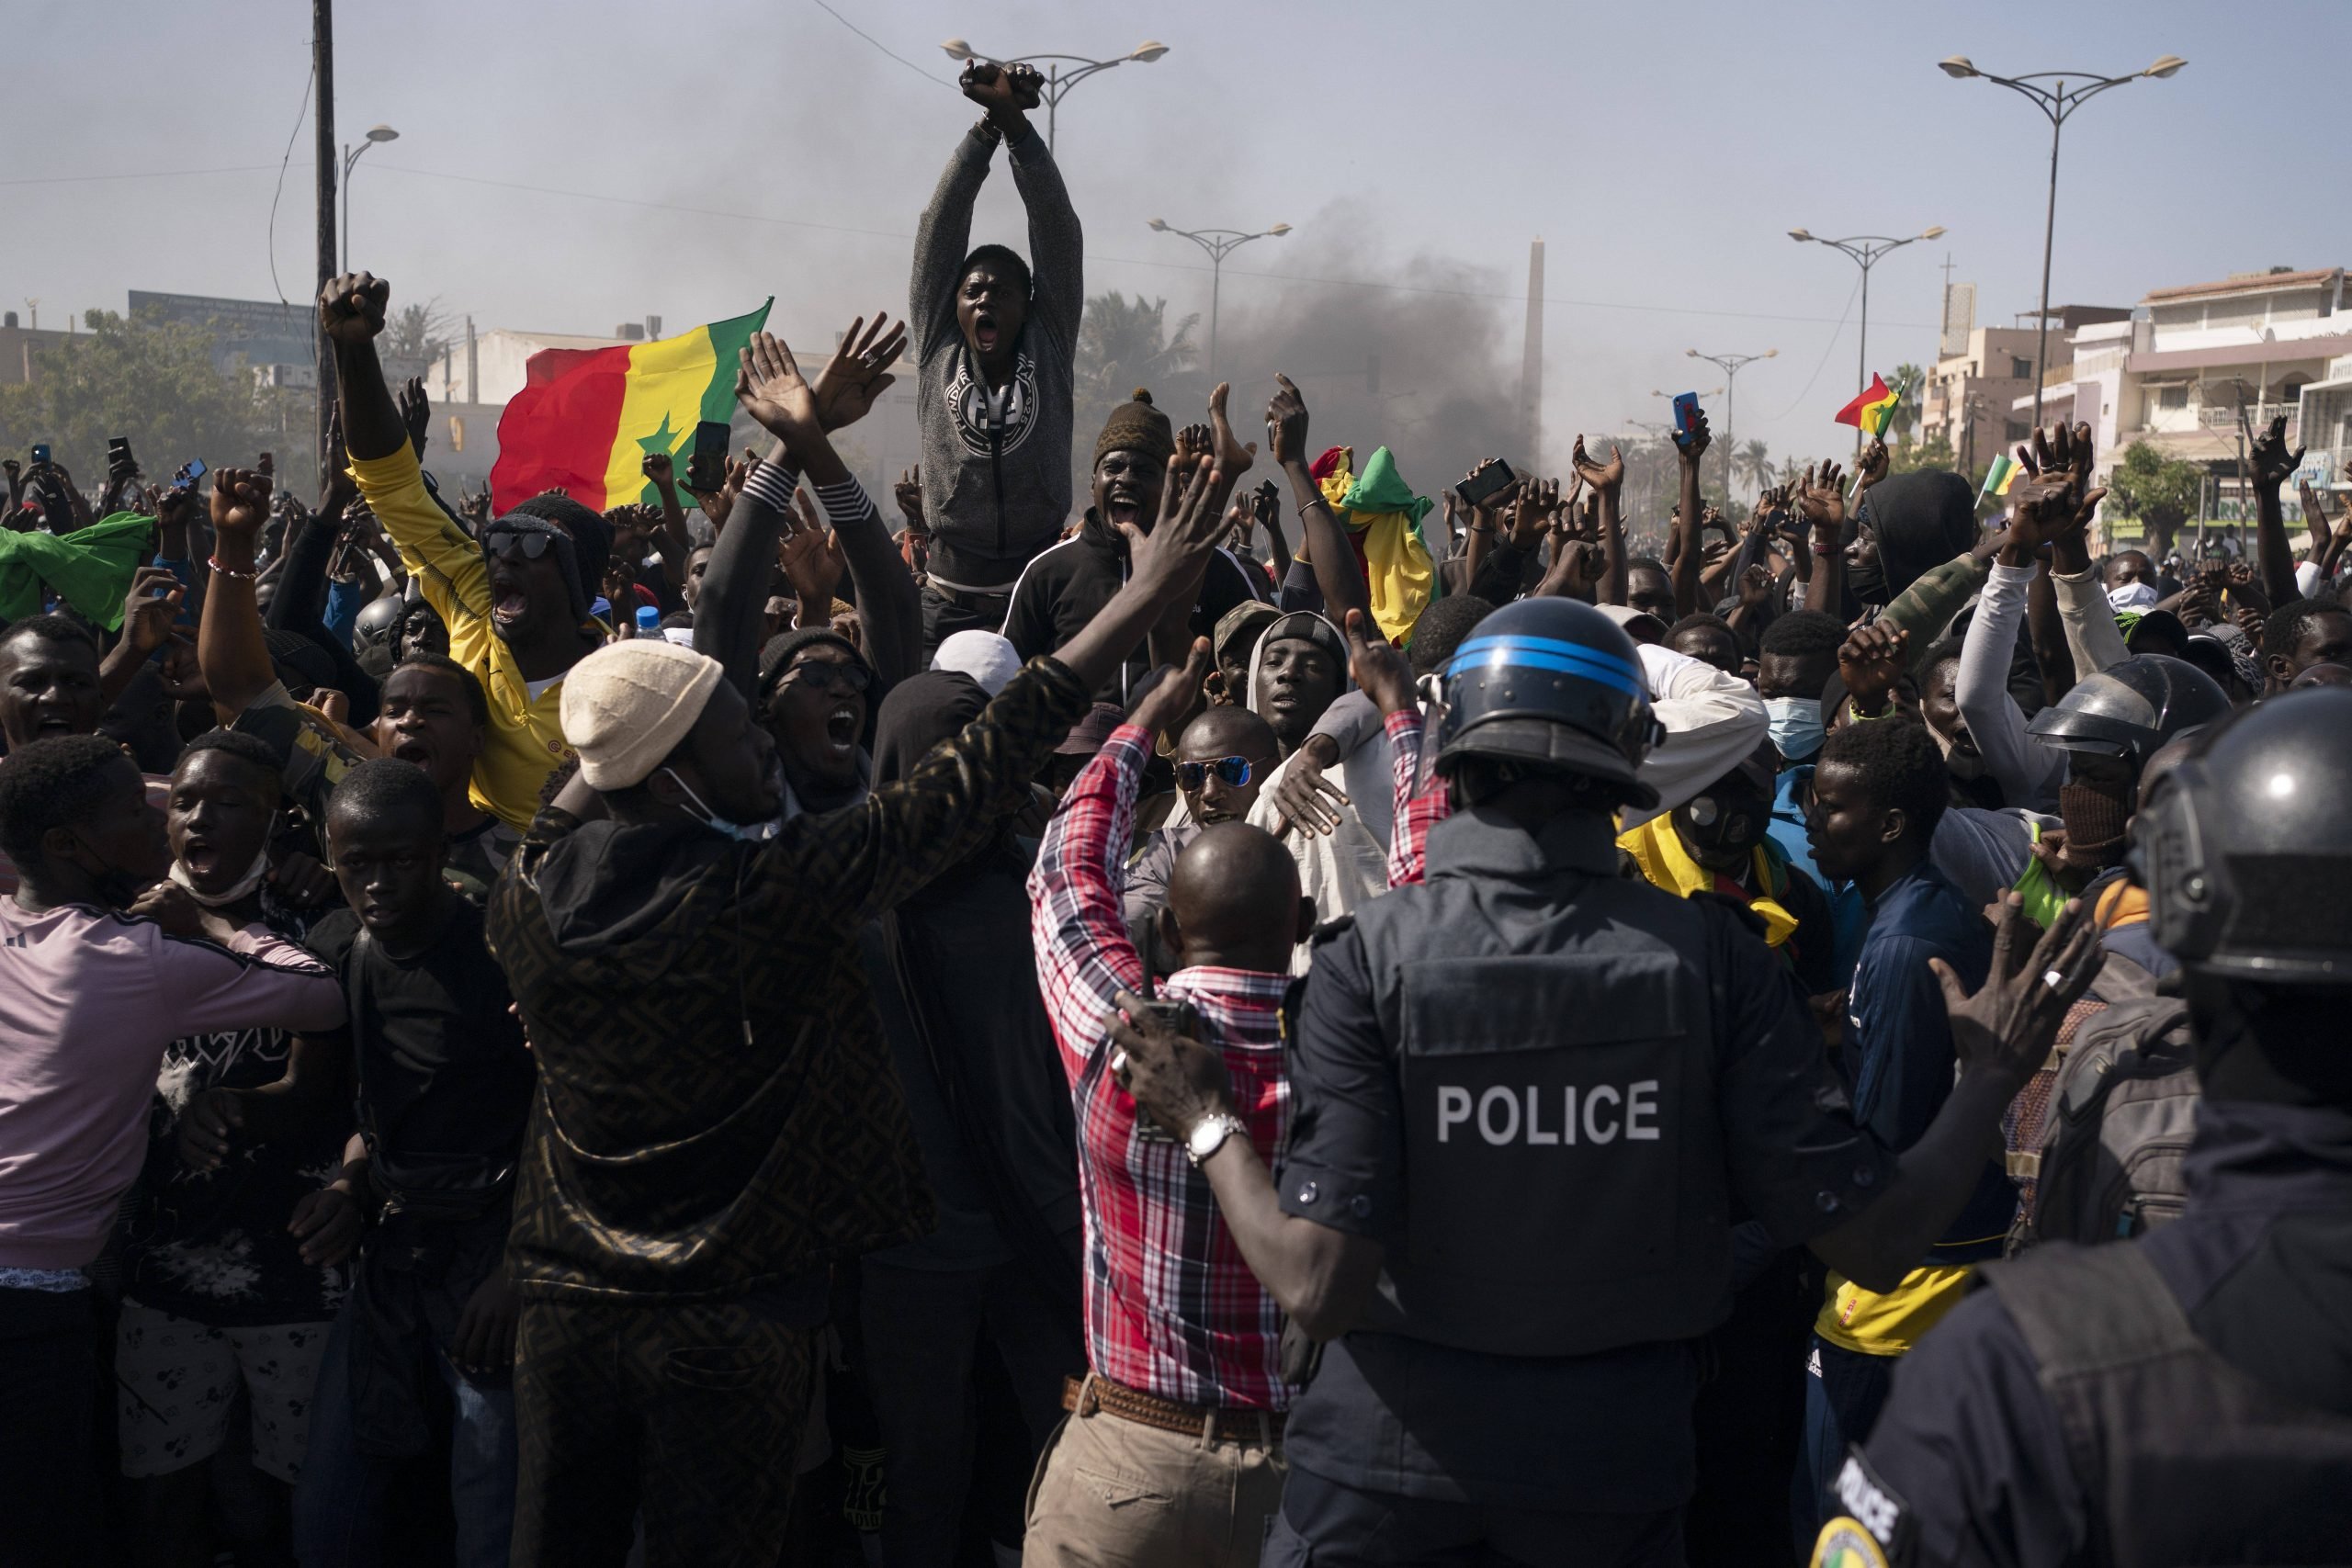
[1980, 453, 2021, 502]
[490, 301, 770, 513]
[1835, 373, 1902, 437]
[1305, 446, 1437, 646]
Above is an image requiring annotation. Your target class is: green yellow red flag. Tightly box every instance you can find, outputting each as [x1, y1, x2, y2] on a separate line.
[490, 300, 771, 513]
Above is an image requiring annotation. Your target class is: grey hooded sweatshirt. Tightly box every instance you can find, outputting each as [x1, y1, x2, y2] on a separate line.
[910, 120, 1082, 592]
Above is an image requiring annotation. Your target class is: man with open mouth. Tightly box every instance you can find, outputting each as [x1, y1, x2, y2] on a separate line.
[1001, 390, 1264, 705]
[318, 271, 611, 833]
[911, 58, 1083, 656]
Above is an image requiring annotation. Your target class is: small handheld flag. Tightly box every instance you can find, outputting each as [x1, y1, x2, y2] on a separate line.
[1835, 374, 1901, 436]
[1980, 454, 2020, 503]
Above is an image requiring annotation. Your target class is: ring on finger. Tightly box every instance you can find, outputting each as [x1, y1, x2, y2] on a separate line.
[2041, 967, 2066, 993]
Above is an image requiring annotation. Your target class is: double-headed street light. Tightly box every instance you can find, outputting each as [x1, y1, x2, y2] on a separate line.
[940, 39, 1169, 152]
[1687, 348, 1777, 499]
[1939, 53, 2185, 425]
[1146, 220, 1292, 381]
[1789, 224, 1945, 450]
[341, 124, 399, 273]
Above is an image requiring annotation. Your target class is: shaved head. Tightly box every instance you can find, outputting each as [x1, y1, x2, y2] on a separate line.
[1178, 705, 1278, 761]
[1163, 821, 1310, 972]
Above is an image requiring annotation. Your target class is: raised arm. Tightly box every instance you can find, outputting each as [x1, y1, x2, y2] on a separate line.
[910, 62, 1041, 359]
[1000, 74, 1081, 355]
[2242, 412, 2305, 606]
[319, 274, 488, 622]
[1671, 410, 1711, 619]
[698, 335, 809, 699]
[1266, 375, 1371, 627]
[198, 468, 289, 721]
[1572, 435, 1629, 606]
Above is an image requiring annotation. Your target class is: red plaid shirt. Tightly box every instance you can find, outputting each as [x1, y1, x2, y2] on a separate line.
[1027, 724, 1293, 1410]
[1384, 707, 1448, 888]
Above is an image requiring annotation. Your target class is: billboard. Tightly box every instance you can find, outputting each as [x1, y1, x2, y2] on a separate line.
[128, 290, 312, 370]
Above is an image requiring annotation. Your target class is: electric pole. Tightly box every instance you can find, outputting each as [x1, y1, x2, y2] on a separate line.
[312, 0, 338, 506]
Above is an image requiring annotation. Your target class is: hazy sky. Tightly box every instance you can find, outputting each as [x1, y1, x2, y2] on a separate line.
[9, 0, 2346, 480]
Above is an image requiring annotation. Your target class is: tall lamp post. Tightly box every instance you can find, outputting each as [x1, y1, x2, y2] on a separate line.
[1939, 54, 2184, 425]
[940, 39, 1169, 152]
[1686, 347, 1777, 500]
[1789, 224, 1945, 451]
[1146, 220, 1292, 381]
[341, 123, 399, 272]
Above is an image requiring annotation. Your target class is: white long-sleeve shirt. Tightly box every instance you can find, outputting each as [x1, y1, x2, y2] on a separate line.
[1958, 563, 2066, 812]
[1620, 643, 1770, 829]
[2050, 564, 2132, 681]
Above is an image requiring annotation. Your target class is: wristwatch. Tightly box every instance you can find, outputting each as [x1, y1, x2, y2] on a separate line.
[1184, 1113, 1248, 1168]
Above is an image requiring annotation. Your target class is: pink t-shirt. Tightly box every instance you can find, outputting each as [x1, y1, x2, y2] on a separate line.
[0, 900, 345, 1271]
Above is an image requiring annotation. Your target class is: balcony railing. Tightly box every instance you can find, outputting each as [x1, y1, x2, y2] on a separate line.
[2196, 401, 2299, 437]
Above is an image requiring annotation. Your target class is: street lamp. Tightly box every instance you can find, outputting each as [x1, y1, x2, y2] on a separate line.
[1686, 347, 1777, 500]
[1789, 223, 1945, 450]
[1938, 53, 2184, 425]
[1146, 220, 1292, 381]
[341, 123, 399, 273]
[940, 39, 1169, 153]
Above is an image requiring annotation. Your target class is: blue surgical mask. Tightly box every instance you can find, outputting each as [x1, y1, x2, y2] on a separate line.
[1763, 696, 1825, 764]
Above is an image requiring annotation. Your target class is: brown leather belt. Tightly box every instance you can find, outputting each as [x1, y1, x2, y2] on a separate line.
[1061, 1372, 1284, 1444]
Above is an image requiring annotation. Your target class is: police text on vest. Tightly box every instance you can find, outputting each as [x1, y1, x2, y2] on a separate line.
[1435, 1083, 1661, 1145]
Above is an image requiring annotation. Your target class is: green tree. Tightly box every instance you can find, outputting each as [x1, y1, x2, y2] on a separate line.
[2106, 440, 2204, 559]
[1891, 432, 1956, 478]
[1886, 362, 1926, 444]
[0, 310, 311, 497]
[1733, 438, 1771, 497]
[1072, 292, 1200, 493]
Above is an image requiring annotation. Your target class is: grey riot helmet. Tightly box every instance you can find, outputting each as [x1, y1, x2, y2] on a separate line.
[2028, 654, 2230, 765]
[1431, 597, 1664, 808]
[2136, 688, 2352, 985]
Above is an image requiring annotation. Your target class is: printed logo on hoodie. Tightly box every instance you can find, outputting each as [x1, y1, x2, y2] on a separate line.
[946, 349, 1041, 461]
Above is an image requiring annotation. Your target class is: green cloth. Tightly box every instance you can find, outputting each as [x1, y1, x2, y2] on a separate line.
[1338, 446, 1434, 525]
[0, 512, 155, 632]
[1878, 551, 1990, 680]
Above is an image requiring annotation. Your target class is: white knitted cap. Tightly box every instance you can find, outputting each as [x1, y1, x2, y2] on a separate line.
[559, 638, 725, 790]
[930, 630, 1023, 696]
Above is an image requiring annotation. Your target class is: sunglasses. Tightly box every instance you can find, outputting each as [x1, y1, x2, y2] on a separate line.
[775, 660, 871, 696]
[484, 529, 556, 562]
[1176, 755, 1259, 791]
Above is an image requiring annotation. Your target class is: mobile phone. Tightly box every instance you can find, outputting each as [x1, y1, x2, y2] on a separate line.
[257, 451, 274, 478]
[172, 458, 208, 492]
[1671, 392, 1702, 447]
[29, 444, 51, 467]
[1120, 994, 1198, 1144]
[107, 437, 135, 478]
[1455, 457, 1517, 509]
[680, 420, 732, 493]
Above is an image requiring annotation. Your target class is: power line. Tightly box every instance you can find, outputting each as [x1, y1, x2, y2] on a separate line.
[265, 65, 315, 305]
[0, 164, 277, 186]
[8, 157, 1939, 333]
[1753, 269, 1865, 424]
[808, 0, 956, 85]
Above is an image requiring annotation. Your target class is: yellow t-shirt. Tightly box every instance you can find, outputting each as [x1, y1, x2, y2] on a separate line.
[350, 446, 579, 829]
[1815, 1264, 1975, 1357]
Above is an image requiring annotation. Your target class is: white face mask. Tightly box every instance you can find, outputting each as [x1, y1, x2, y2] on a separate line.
[1762, 696, 1826, 763]
[659, 768, 783, 843]
[168, 846, 271, 908]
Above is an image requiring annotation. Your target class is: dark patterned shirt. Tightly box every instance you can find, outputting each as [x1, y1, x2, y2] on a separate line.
[488, 657, 1091, 1303]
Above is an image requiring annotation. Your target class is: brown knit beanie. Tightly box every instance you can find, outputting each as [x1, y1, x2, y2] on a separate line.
[1092, 389, 1175, 469]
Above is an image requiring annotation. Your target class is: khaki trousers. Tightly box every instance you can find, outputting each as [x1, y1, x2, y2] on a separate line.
[1023, 1388, 1287, 1568]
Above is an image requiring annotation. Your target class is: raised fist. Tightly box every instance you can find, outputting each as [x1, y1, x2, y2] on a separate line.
[318, 272, 390, 344]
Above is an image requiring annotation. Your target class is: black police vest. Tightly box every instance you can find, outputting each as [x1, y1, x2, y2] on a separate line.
[1984, 1241, 2352, 1565]
[1348, 863, 1731, 1359]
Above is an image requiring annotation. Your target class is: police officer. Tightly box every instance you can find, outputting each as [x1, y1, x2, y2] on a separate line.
[1110, 597, 2104, 1566]
[1823, 687, 2352, 1568]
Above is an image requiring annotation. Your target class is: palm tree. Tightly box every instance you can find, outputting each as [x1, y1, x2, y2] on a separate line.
[1734, 439, 1771, 498]
[1072, 293, 1202, 494]
[1075, 293, 1201, 401]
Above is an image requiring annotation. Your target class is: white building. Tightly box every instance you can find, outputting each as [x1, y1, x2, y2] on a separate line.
[2029, 267, 2351, 526]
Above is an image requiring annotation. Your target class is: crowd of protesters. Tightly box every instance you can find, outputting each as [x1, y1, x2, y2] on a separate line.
[5, 58, 2350, 1568]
